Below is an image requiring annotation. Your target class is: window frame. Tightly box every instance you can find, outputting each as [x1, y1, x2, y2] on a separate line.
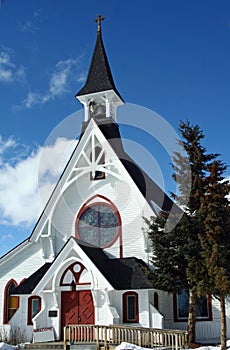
[76, 200, 121, 249]
[3, 280, 19, 324]
[27, 296, 41, 325]
[123, 291, 139, 323]
[154, 292, 159, 310]
[173, 291, 212, 322]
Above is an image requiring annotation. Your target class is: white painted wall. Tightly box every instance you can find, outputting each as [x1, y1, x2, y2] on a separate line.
[0, 242, 45, 330]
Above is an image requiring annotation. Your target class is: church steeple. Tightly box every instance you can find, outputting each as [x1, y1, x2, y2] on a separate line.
[76, 15, 124, 122]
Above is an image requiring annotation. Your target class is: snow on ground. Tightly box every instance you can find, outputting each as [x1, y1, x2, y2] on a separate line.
[115, 340, 230, 350]
[0, 344, 15, 350]
[0, 343, 26, 350]
[1, 341, 230, 350]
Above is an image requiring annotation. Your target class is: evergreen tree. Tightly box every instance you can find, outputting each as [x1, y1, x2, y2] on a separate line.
[199, 160, 230, 350]
[148, 120, 217, 343]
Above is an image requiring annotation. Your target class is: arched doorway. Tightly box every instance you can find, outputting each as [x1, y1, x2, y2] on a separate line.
[60, 262, 95, 338]
[61, 290, 94, 326]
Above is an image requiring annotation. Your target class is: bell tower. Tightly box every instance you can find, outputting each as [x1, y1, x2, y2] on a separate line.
[75, 15, 124, 123]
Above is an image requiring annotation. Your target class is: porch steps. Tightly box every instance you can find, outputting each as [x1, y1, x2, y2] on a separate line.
[25, 342, 64, 350]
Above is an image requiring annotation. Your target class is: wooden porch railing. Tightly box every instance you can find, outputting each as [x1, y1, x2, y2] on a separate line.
[63, 324, 187, 350]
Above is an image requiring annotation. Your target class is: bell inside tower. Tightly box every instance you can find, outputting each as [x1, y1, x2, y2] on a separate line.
[89, 102, 106, 119]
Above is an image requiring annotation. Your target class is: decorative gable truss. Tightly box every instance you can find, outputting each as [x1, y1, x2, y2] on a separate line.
[28, 118, 155, 261]
[31, 119, 124, 244]
[64, 124, 123, 189]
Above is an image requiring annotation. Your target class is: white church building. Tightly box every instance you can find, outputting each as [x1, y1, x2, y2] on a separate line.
[0, 17, 228, 344]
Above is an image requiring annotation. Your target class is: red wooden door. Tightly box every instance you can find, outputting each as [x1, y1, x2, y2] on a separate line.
[78, 290, 95, 324]
[61, 290, 94, 339]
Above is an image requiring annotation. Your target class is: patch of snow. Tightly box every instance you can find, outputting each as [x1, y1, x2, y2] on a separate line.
[15, 344, 27, 350]
[116, 342, 149, 350]
[115, 340, 230, 350]
[0, 343, 15, 350]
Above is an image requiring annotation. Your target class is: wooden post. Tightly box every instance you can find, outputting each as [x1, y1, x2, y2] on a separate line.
[63, 326, 66, 350]
[96, 326, 99, 350]
[104, 326, 108, 350]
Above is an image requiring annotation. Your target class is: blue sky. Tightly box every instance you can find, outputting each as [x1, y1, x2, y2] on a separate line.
[0, 0, 230, 257]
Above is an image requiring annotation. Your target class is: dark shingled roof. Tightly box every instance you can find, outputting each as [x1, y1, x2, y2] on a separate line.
[10, 240, 154, 294]
[76, 31, 124, 102]
[77, 239, 154, 290]
[11, 263, 52, 295]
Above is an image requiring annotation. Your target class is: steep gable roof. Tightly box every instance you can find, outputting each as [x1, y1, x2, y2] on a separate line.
[11, 263, 52, 295]
[78, 239, 154, 289]
[11, 239, 154, 294]
[76, 30, 124, 102]
[1, 114, 180, 261]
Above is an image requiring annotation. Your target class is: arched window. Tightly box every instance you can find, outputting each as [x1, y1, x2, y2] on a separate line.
[76, 200, 121, 248]
[3, 280, 19, 324]
[60, 262, 87, 288]
[123, 291, 139, 323]
[28, 296, 41, 325]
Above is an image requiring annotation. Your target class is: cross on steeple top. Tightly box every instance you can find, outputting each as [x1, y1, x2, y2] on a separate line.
[94, 14, 105, 33]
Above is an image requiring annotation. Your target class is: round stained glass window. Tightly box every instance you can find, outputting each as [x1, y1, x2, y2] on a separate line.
[77, 204, 119, 248]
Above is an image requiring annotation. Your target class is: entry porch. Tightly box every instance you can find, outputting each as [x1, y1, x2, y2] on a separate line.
[63, 324, 188, 350]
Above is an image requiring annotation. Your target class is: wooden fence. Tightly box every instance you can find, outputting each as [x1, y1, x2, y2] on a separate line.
[63, 324, 187, 350]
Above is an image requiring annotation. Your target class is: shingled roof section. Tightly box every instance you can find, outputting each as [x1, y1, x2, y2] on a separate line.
[10, 239, 154, 294]
[76, 29, 124, 102]
[77, 239, 154, 290]
[11, 263, 52, 295]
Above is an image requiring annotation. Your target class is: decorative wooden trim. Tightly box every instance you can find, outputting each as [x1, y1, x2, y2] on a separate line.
[90, 146, 106, 180]
[60, 262, 90, 286]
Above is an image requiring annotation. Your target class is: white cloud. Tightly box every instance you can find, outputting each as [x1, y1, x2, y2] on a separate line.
[18, 20, 35, 33]
[49, 59, 73, 96]
[0, 50, 26, 83]
[19, 57, 85, 109]
[0, 233, 14, 242]
[0, 135, 16, 154]
[17, 8, 46, 33]
[0, 136, 77, 227]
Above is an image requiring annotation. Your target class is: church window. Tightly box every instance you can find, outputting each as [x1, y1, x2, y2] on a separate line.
[154, 292, 159, 310]
[90, 146, 105, 180]
[60, 262, 87, 287]
[28, 296, 41, 325]
[123, 291, 139, 323]
[76, 202, 120, 248]
[3, 280, 19, 324]
[174, 290, 212, 321]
